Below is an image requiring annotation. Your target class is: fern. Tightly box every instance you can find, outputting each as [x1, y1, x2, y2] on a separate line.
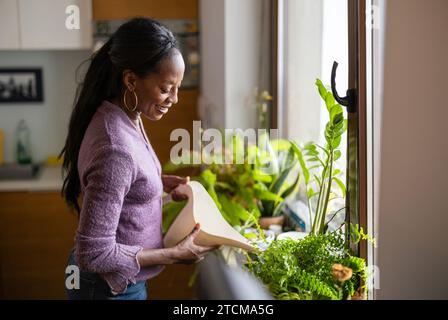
[290, 269, 339, 300]
[245, 232, 368, 300]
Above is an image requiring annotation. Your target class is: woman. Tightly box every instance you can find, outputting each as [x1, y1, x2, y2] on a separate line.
[60, 17, 214, 300]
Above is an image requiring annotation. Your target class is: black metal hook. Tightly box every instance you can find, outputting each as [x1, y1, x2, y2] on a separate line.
[331, 61, 357, 113]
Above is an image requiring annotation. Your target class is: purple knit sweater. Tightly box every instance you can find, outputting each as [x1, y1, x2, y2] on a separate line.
[75, 100, 164, 295]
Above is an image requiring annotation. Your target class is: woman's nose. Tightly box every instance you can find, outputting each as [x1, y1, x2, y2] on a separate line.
[168, 89, 178, 105]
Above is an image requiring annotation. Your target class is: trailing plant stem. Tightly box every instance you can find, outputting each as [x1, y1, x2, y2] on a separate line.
[320, 152, 334, 233]
[311, 150, 334, 235]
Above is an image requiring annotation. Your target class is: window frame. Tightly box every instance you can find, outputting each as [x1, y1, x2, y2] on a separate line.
[272, 0, 370, 260]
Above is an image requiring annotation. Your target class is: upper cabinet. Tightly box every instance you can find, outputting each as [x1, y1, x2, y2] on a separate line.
[0, 0, 92, 50]
[0, 0, 21, 49]
[92, 0, 198, 20]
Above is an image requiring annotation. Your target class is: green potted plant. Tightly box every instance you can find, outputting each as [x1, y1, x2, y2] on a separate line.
[245, 229, 369, 300]
[243, 79, 373, 300]
[291, 79, 347, 235]
[163, 133, 301, 231]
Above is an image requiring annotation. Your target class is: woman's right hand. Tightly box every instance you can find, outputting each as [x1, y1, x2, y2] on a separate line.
[171, 223, 217, 264]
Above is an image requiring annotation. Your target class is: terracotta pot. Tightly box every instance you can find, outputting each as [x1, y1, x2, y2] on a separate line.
[350, 287, 366, 300]
[259, 215, 284, 229]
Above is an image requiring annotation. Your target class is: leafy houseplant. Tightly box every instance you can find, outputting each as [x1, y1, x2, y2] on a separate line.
[244, 79, 372, 300]
[163, 133, 301, 230]
[245, 229, 368, 300]
[291, 79, 347, 235]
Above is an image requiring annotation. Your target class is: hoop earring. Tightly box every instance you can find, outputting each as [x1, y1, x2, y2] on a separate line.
[123, 88, 138, 112]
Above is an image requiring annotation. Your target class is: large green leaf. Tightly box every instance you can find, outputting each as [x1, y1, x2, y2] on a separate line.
[269, 167, 293, 195]
[325, 96, 336, 112]
[331, 136, 342, 149]
[238, 187, 260, 218]
[290, 141, 310, 185]
[333, 177, 346, 197]
[315, 79, 327, 101]
[280, 147, 296, 171]
[201, 169, 217, 186]
[262, 168, 293, 216]
[334, 150, 342, 161]
[307, 188, 319, 199]
[330, 104, 343, 122]
[257, 133, 280, 174]
[218, 193, 249, 226]
[199, 169, 222, 211]
[254, 184, 283, 202]
[273, 200, 287, 216]
[281, 172, 300, 199]
[252, 170, 273, 183]
[304, 143, 319, 156]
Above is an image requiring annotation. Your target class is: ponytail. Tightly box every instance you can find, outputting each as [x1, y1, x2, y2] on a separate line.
[60, 37, 119, 212]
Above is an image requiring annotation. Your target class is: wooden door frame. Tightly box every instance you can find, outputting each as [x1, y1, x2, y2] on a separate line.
[347, 0, 368, 260]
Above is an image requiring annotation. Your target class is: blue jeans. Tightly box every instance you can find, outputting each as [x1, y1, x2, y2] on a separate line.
[65, 249, 148, 300]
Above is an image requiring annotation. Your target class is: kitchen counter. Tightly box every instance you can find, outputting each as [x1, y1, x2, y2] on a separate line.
[0, 165, 63, 192]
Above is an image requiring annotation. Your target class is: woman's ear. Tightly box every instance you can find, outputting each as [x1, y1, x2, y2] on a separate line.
[122, 69, 138, 90]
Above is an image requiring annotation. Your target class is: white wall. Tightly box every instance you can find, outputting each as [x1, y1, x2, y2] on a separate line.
[225, 0, 264, 130]
[282, 0, 348, 146]
[283, 0, 324, 143]
[199, 0, 226, 129]
[377, 0, 448, 299]
[200, 0, 268, 130]
[0, 50, 90, 163]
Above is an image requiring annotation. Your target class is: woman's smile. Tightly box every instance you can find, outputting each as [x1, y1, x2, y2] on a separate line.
[155, 104, 171, 114]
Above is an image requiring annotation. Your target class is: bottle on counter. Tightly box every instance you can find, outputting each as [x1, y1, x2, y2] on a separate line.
[16, 119, 32, 165]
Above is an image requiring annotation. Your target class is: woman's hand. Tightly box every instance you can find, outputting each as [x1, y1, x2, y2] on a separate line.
[171, 223, 217, 264]
[162, 174, 189, 201]
[136, 224, 217, 267]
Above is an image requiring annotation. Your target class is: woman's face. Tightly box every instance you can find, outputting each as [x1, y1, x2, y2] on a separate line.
[131, 49, 185, 121]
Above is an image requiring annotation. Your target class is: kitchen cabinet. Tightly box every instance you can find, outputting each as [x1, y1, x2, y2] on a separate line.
[92, 0, 198, 20]
[0, 0, 92, 50]
[0, 192, 78, 299]
[90, 0, 201, 167]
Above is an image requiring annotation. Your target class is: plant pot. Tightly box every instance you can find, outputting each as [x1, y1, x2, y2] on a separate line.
[276, 231, 308, 241]
[259, 215, 284, 229]
[243, 228, 276, 250]
[349, 285, 366, 300]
